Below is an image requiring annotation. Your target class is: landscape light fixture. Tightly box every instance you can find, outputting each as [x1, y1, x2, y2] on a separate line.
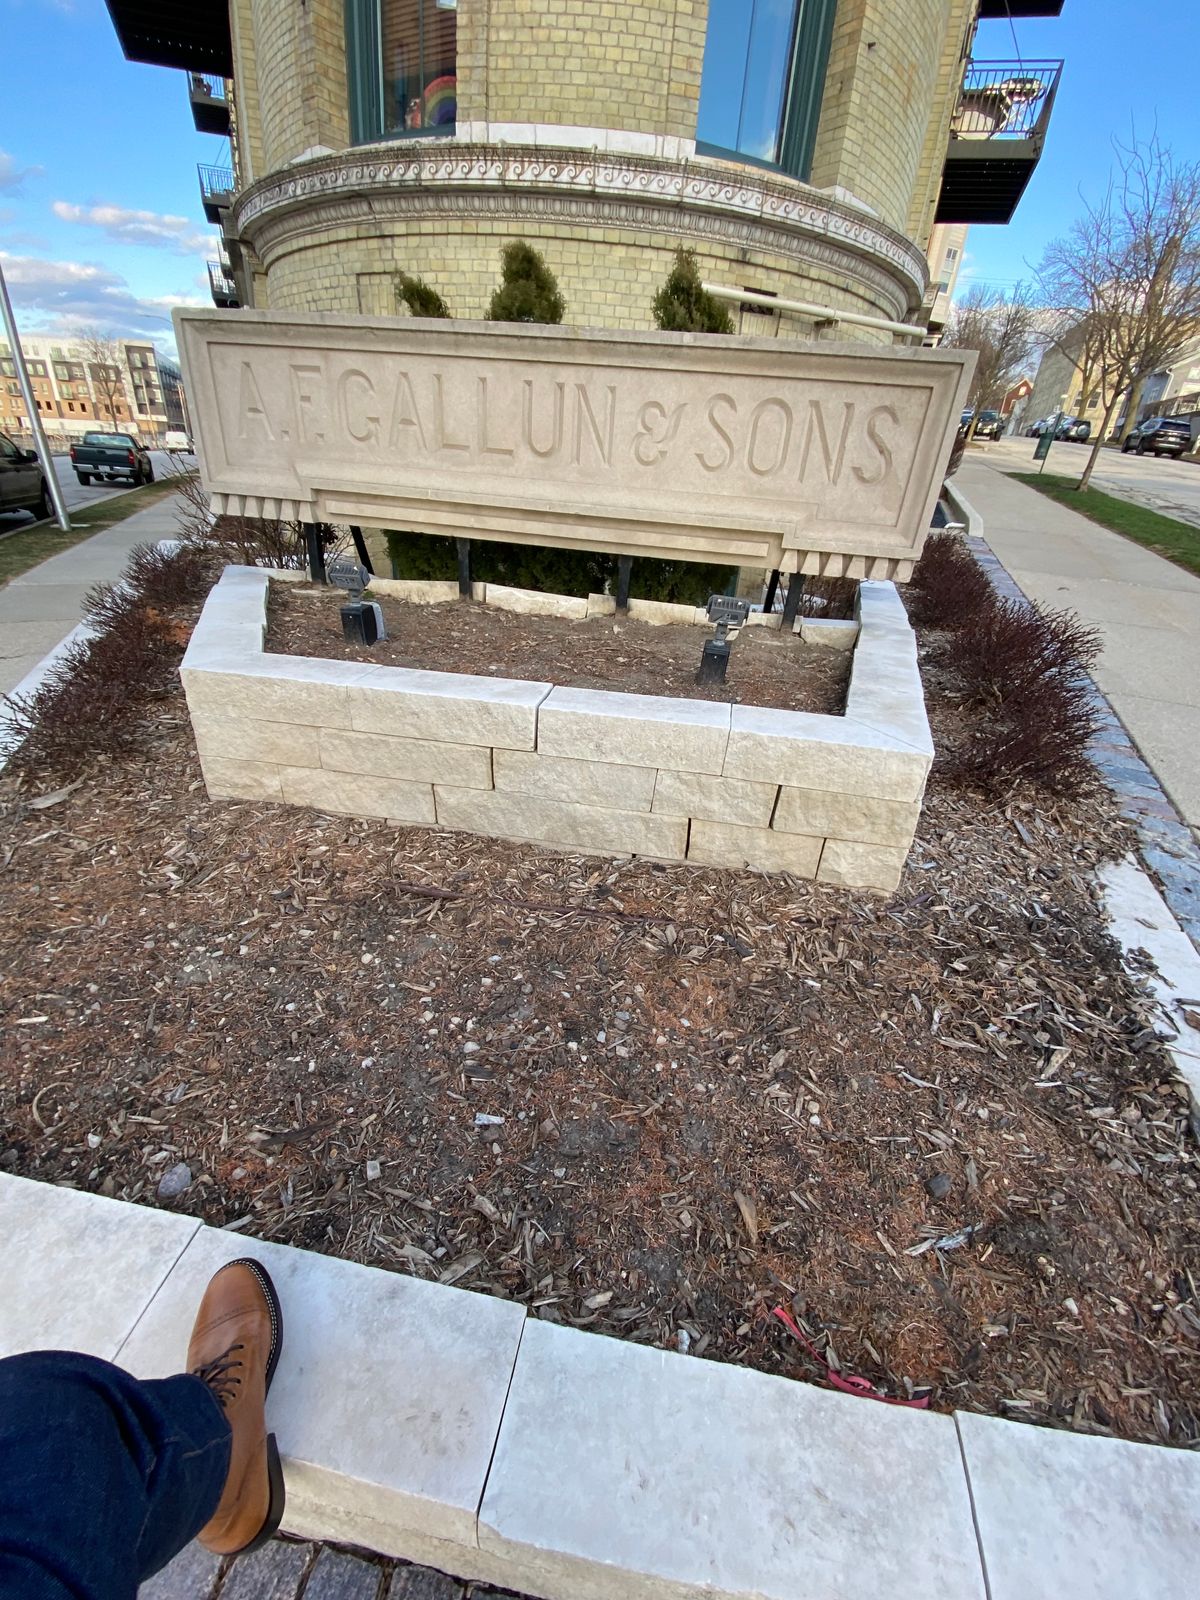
[329, 555, 387, 646]
[697, 594, 750, 685]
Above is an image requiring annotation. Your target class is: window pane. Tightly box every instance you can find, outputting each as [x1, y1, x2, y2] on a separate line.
[381, 0, 457, 136]
[698, 0, 796, 163]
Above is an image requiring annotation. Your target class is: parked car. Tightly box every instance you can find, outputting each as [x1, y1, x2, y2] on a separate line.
[1121, 416, 1193, 457]
[0, 430, 52, 520]
[973, 409, 1003, 440]
[1062, 418, 1091, 443]
[164, 430, 193, 454]
[1027, 417, 1050, 436]
[69, 431, 154, 486]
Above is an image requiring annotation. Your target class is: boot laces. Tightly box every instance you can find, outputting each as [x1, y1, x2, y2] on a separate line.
[192, 1343, 245, 1407]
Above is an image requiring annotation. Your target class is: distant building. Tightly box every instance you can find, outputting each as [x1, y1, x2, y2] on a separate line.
[1026, 327, 1200, 444]
[925, 223, 969, 340]
[0, 336, 186, 445]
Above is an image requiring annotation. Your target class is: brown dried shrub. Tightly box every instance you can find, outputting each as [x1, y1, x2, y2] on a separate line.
[795, 575, 858, 621]
[905, 531, 993, 629]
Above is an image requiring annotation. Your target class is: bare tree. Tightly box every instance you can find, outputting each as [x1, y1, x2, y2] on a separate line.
[942, 285, 1038, 442]
[78, 329, 128, 432]
[1038, 135, 1200, 488]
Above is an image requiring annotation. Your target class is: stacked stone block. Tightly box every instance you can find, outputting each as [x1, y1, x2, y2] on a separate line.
[182, 569, 930, 895]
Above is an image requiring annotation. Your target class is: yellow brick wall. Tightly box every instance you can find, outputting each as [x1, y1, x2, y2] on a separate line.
[250, 0, 349, 171]
[808, 0, 952, 236]
[906, 0, 976, 248]
[229, 0, 264, 184]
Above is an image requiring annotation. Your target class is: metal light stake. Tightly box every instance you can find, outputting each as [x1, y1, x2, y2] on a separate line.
[697, 594, 751, 685]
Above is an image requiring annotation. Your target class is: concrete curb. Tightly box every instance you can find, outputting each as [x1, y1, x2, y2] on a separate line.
[943, 477, 983, 538]
[1, 1172, 1196, 1600]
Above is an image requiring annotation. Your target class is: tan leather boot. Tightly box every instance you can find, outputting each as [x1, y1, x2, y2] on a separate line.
[187, 1258, 285, 1556]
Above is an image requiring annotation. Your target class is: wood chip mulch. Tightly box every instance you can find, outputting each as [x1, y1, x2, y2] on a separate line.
[1, 613, 1197, 1450]
[266, 584, 850, 715]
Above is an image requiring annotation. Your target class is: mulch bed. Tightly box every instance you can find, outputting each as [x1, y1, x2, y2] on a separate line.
[1, 607, 1198, 1449]
[266, 585, 850, 715]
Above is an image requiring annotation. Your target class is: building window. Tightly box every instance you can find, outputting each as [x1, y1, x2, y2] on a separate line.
[696, 0, 837, 181]
[346, 0, 457, 145]
[945, 247, 959, 264]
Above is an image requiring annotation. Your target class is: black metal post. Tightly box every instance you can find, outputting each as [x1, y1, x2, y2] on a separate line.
[456, 537, 472, 598]
[781, 573, 804, 629]
[763, 569, 781, 613]
[349, 525, 374, 575]
[615, 555, 633, 614]
[303, 522, 326, 584]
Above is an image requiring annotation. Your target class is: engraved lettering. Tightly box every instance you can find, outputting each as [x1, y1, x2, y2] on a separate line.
[339, 368, 378, 445]
[746, 398, 792, 477]
[387, 371, 427, 452]
[696, 393, 736, 472]
[433, 373, 469, 454]
[632, 400, 688, 466]
[289, 363, 325, 445]
[798, 400, 855, 484]
[476, 375, 514, 459]
[237, 362, 274, 442]
[523, 379, 565, 458]
[853, 405, 898, 485]
[572, 383, 616, 466]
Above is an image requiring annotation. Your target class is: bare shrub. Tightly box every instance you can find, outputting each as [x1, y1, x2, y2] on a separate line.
[170, 465, 310, 568]
[794, 575, 858, 620]
[906, 532, 993, 629]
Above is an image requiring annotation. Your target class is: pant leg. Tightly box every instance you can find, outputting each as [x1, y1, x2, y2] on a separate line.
[0, 1351, 231, 1600]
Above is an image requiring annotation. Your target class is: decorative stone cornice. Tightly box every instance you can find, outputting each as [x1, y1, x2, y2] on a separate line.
[232, 142, 929, 320]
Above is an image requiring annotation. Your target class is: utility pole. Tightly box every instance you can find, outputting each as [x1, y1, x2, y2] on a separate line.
[0, 261, 71, 531]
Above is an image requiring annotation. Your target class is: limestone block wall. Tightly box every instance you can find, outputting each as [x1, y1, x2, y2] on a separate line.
[181, 569, 931, 895]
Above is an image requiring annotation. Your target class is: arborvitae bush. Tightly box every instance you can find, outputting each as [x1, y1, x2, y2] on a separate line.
[487, 241, 566, 324]
[395, 273, 450, 318]
[652, 247, 734, 334]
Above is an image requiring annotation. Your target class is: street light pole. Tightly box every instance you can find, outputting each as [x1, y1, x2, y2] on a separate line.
[0, 261, 71, 531]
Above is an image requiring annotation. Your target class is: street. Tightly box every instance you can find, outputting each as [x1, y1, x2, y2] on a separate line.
[972, 435, 1200, 528]
[0, 448, 191, 532]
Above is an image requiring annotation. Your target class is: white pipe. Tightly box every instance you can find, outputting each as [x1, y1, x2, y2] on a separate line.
[702, 282, 928, 342]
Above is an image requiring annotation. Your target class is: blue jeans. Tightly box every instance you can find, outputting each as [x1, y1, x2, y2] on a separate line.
[0, 1351, 232, 1600]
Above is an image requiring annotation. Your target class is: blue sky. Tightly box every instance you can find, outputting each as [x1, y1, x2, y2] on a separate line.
[0, 0, 1192, 349]
[963, 5, 1196, 295]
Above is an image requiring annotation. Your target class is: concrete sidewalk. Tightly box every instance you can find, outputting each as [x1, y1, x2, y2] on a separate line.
[0, 496, 183, 698]
[956, 462, 1200, 834]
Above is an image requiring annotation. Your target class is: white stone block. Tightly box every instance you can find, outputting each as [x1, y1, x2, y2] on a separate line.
[818, 839, 908, 894]
[366, 578, 484, 604]
[625, 598, 704, 627]
[493, 748, 655, 811]
[538, 687, 730, 775]
[688, 819, 822, 876]
[347, 666, 550, 751]
[182, 657, 367, 730]
[435, 787, 688, 860]
[653, 770, 777, 827]
[320, 729, 492, 790]
[485, 584, 588, 620]
[192, 714, 321, 769]
[957, 1410, 1200, 1600]
[479, 1319, 986, 1600]
[117, 1223, 526, 1551]
[281, 765, 436, 824]
[845, 657, 932, 757]
[745, 611, 782, 630]
[0, 1174, 200, 1361]
[586, 593, 616, 618]
[203, 756, 283, 802]
[798, 617, 859, 651]
[775, 787, 920, 847]
[724, 708, 929, 799]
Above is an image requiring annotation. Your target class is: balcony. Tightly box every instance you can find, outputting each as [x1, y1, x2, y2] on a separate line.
[936, 59, 1062, 226]
[978, 2, 1064, 15]
[189, 73, 230, 136]
[198, 164, 234, 224]
[208, 260, 239, 309]
[104, 1, 232, 77]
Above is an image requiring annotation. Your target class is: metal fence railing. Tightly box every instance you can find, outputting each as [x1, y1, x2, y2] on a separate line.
[189, 73, 227, 103]
[198, 164, 234, 203]
[951, 60, 1062, 142]
[208, 261, 238, 302]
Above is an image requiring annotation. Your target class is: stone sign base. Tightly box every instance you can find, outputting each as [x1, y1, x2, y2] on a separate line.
[181, 570, 931, 894]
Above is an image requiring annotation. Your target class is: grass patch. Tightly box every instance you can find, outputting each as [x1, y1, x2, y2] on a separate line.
[1009, 471, 1200, 579]
[0, 475, 186, 587]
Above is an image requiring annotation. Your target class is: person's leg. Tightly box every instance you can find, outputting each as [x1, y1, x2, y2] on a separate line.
[0, 1257, 285, 1600]
[0, 1354, 230, 1600]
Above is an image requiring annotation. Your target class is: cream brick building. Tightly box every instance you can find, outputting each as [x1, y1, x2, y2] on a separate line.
[107, 1, 1063, 341]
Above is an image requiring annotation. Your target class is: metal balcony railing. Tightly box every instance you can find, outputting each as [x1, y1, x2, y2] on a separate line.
[208, 260, 239, 308]
[198, 163, 235, 223]
[189, 73, 231, 135]
[950, 60, 1062, 145]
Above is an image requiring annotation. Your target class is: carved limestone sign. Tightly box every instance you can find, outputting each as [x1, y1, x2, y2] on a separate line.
[175, 310, 973, 578]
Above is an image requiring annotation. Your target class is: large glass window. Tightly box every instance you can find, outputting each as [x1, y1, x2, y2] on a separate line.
[346, 0, 457, 145]
[696, 0, 837, 181]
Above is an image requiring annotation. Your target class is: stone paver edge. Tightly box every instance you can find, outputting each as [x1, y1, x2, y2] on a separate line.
[4, 1172, 1198, 1600]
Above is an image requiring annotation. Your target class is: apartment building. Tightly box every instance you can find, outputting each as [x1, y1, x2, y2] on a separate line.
[0, 337, 187, 446]
[106, 1, 1064, 341]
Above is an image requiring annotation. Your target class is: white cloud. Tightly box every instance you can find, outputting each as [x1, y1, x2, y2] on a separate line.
[0, 151, 43, 193]
[52, 201, 214, 258]
[0, 251, 206, 343]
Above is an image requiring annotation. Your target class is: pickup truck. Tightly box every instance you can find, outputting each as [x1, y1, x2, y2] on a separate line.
[69, 431, 155, 487]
